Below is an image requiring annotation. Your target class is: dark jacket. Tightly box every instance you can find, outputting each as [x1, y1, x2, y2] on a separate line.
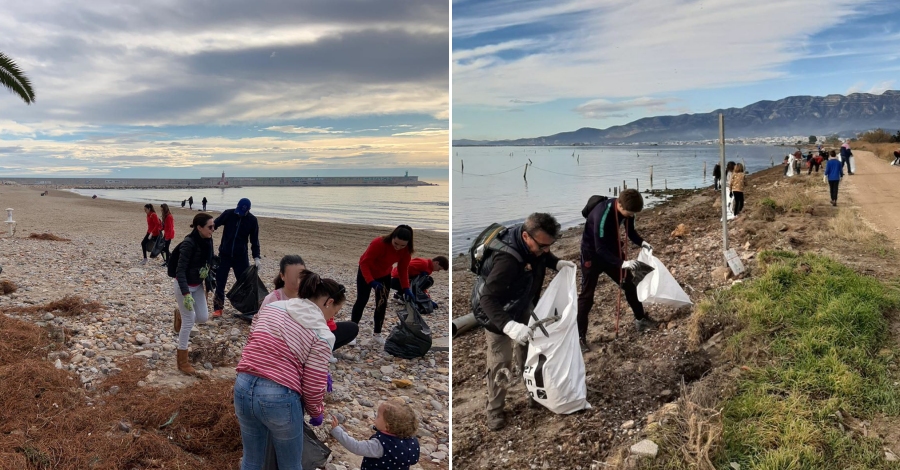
[214, 209, 261, 259]
[581, 197, 643, 268]
[175, 230, 214, 295]
[472, 225, 560, 335]
[712, 164, 721, 178]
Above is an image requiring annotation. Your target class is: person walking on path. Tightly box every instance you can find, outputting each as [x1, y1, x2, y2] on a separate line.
[202, 197, 208, 211]
[577, 189, 656, 354]
[891, 149, 900, 166]
[350, 225, 415, 343]
[188, 196, 194, 210]
[261, 255, 359, 351]
[172, 213, 215, 376]
[730, 163, 746, 216]
[160, 203, 175, 266]
[233, 272, 344, 469]
[212, 198, 261, 317]
[141, 203, 161, 265]
[472, 213, 573, 430]
[825, 150, 844, 206]
[840, 143, 854, 175]
[712, 163, 721, 191]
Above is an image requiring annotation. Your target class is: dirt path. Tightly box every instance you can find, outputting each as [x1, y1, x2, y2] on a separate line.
[843, 150, 900, 246]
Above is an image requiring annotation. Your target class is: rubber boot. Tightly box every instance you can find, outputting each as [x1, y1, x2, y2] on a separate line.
[177, 349, 198, 376]
[173, 308, 182, 334]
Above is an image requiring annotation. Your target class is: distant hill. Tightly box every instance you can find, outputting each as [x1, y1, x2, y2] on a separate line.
[454, 91, 900, 146]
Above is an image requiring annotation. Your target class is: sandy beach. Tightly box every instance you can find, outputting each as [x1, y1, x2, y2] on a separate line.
[0, 184, 449, 469]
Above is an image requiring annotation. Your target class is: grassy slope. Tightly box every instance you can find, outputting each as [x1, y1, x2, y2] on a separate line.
[645, 251, 900, 469]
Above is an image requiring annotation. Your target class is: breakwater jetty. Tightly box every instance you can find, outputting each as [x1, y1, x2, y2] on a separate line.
[0, 174, 431, 189]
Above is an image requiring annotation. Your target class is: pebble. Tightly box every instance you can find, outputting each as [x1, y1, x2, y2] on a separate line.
[630, 439, 659, 458]
[0, 236, 450, 468]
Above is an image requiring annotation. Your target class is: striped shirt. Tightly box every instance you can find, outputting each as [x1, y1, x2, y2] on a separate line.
[236, 301, 331, 417]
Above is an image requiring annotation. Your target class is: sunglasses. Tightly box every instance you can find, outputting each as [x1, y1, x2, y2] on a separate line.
[526, 231, 555, 249]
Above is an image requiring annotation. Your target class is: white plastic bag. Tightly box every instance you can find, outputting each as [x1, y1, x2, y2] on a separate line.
[522, 266, 591, 414]
[636, 248, 693, 308]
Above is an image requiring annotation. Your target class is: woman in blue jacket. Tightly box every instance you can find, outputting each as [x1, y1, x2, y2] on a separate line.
[824, 150, 844, 206]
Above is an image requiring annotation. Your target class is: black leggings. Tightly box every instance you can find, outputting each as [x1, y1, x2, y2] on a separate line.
[333, 322, 359, 350]
[161, 239, 172, 262]
[829, 180, 840, 202]
[141, 233, 153, 259]
[350, 268, 392, 333]
[732, 191, 744, 215]
[576, 259, 646, 338]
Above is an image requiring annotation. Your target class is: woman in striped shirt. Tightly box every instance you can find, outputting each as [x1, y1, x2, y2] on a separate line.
[234, 271, 345, 469]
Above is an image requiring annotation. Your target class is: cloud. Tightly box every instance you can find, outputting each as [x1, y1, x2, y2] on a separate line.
[265, 126, 345, 135]
[0, 0, 448, 125]
[574, 97, 677, 118]
[846, 80, 896, 95]
[452, 0, 869, 107]
[391, 129, 449, 137]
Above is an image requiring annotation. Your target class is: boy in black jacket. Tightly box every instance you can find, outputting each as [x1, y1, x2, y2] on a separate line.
[577, 189, 656, 352]
[212, 198, 261, 316]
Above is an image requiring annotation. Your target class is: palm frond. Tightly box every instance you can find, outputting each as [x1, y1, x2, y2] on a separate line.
[0, 52, 36, 104]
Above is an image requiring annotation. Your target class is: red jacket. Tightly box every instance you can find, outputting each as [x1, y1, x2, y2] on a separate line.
[391, 258, 433, 279]
[146, 213, 161, 237]
[359, 237, 411, 289]
[162, 214, 175, 240]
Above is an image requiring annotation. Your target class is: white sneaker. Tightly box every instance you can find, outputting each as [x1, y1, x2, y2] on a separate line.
[140, 259, 147, 265]
[348, 339, 357, 347]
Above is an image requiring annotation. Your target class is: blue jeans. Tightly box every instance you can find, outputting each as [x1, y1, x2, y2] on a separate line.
[234, 373, 305, 470]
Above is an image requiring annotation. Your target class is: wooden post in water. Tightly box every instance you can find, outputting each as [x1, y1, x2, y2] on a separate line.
[665, 179, 667, 190]
[523, 164, 528, 181]
[461, 160, 464, 173]
[703, 161, 707, 178]
[636, 178, 639, 191]
[623, 180, 626, 190]
[614, 187, 618, 196]
[650, 165, 653, 187]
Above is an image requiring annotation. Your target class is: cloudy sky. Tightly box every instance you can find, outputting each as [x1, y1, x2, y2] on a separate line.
[0, 0, 448, 178]
[453, 0, 900, 140]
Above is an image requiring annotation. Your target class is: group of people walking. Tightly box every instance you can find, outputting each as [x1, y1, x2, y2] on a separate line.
[712, 161, 747, 217]
[141, 203, 175, 266]
[148, 198, 437, 469]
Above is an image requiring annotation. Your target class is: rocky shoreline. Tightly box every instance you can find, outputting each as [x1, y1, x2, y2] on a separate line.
[0, 185, 449, 469]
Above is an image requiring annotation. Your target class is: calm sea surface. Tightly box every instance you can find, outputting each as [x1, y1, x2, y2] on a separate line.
[70, 179, 449, 232]
[452, 145, 791, 253]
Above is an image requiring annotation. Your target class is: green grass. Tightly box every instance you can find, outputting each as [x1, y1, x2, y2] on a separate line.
[717, 251, 900, 469]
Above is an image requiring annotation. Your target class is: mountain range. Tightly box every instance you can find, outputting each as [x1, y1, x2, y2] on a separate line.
[453, 91, 900, 146]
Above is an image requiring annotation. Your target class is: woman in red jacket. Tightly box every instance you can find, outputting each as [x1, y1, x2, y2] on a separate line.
[350, 225, 414, 342]
[160, 203, 175, 266]
[141, 203, 161, 265]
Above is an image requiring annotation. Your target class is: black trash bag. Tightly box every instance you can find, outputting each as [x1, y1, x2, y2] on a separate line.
[409, 274, 435, 315]
[384, 301, 432, 359]
[142, 236, 157, 254]
[226, 265, 269, 322]
[630, 260, 655, 285]
[149, 235, 167, 259]
[261, 423, 331, 470]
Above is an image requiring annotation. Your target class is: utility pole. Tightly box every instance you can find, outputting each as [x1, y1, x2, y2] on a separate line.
[719, 114, 728, 255]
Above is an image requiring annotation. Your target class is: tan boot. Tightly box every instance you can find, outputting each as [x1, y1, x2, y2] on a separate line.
[173, 308, 182, 334]
[176, 349, 199, 376]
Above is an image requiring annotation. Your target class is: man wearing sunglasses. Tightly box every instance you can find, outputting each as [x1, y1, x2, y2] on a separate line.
[577, 189, 657, 353]
[472, 212, 576, 431]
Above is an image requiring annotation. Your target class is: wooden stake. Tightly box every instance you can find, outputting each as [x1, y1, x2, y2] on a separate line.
[523, 164, 528, 181]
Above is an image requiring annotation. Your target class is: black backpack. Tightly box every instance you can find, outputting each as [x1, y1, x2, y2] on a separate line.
[166, 241, 183, 278]
[468, 223, 521, 275]
[581, 195, 609, 218]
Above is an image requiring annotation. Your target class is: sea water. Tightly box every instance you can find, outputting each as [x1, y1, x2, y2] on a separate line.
[71, 179, 449, 232]
[452, 144, 793, 253]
